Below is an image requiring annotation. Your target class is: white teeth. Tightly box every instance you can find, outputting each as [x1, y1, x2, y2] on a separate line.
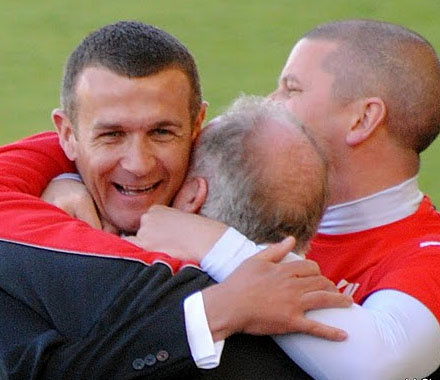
[116, 183, 158, 195]
[123, 184, 154, 192]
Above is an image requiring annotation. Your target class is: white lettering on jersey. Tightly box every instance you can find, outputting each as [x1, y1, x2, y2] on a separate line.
[336, 279, 360, 297]
[420, 241, 440, 248]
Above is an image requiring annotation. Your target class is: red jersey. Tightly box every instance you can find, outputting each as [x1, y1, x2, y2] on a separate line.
[308, 196, 440, 319]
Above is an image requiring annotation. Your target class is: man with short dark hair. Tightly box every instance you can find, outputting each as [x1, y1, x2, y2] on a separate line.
[53, 21, 206, 234]
[0, 21, 348, 379]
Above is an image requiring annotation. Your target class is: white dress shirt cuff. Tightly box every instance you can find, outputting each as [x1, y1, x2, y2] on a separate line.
[201, 227, 302, 281]
[201, 227, 259, 282]
[184, 291, 225, 369]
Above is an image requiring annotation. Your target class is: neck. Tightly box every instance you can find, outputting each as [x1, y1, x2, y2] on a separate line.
[327, 142, 420, 206]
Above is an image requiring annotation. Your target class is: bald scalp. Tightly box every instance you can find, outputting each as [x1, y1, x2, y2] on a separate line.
[303, 19, 440, 153]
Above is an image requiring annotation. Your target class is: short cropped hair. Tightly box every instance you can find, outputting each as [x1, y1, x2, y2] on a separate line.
[188, 95, 328, 252]
[61, 20, 202, 125]
[304, 19, 440, 153]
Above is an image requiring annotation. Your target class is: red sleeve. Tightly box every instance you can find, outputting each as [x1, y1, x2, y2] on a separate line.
[0, 131, 76, 194]
[366, 241, 440, 321]
[0, 132, 196, 273]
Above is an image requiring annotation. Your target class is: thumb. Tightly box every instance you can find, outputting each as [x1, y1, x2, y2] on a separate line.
[257, 236, 296, 263]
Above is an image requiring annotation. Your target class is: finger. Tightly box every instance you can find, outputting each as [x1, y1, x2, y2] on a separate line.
[281, 259, 321, 277]
[302, 290, 353, 310]
[285, 275, 339, 294]
[294, 318, 348, 342]
[148, 204, 173, 215]
[258, 236, 296, 263]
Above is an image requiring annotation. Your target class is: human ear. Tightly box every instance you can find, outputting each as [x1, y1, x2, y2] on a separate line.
[192, 101, 208, 141]
[346, 97, 386, 146]
[52, 109, 78, 161]
[172, 177, 208, 214]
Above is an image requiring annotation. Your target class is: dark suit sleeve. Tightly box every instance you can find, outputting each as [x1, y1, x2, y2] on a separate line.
[0, 240, 205, 379]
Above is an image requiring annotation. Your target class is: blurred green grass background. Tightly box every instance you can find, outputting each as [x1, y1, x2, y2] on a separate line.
[1, 0, 440, 204]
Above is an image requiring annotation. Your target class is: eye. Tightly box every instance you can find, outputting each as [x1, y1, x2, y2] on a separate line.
[154, 128, 172, 135]
[96, 130, 125, 143]
[150, 128, 175, 141]
[103, 131, 124, 138]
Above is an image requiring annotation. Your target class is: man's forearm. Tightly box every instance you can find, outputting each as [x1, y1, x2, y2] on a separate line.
[275, 290, 440, 379]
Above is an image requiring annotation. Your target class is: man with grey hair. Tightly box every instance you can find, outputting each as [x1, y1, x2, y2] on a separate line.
[40, 93, 351, 378]
[128, 95, 380, 379]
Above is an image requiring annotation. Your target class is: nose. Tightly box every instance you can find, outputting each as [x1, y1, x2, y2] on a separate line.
[120, 137, 156, 177]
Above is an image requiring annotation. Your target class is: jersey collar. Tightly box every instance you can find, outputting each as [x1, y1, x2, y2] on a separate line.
[318, 176, 423, 235]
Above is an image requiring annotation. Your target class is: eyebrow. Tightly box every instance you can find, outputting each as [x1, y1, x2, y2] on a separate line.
[93, 119, 184, 130]
[153, 120, 184, 129]
[93, 122, 122, 130]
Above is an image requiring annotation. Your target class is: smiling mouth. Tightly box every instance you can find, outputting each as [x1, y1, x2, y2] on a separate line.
[114, 182, 161, 196]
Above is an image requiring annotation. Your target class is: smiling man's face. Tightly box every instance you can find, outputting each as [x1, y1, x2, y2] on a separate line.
[58, 66, 202, 233]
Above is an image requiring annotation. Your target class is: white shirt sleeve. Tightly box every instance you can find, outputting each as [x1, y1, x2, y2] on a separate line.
[183, 292, 225, 369]
[198, 227, 440, 379]
[275, 290, 440, 380]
